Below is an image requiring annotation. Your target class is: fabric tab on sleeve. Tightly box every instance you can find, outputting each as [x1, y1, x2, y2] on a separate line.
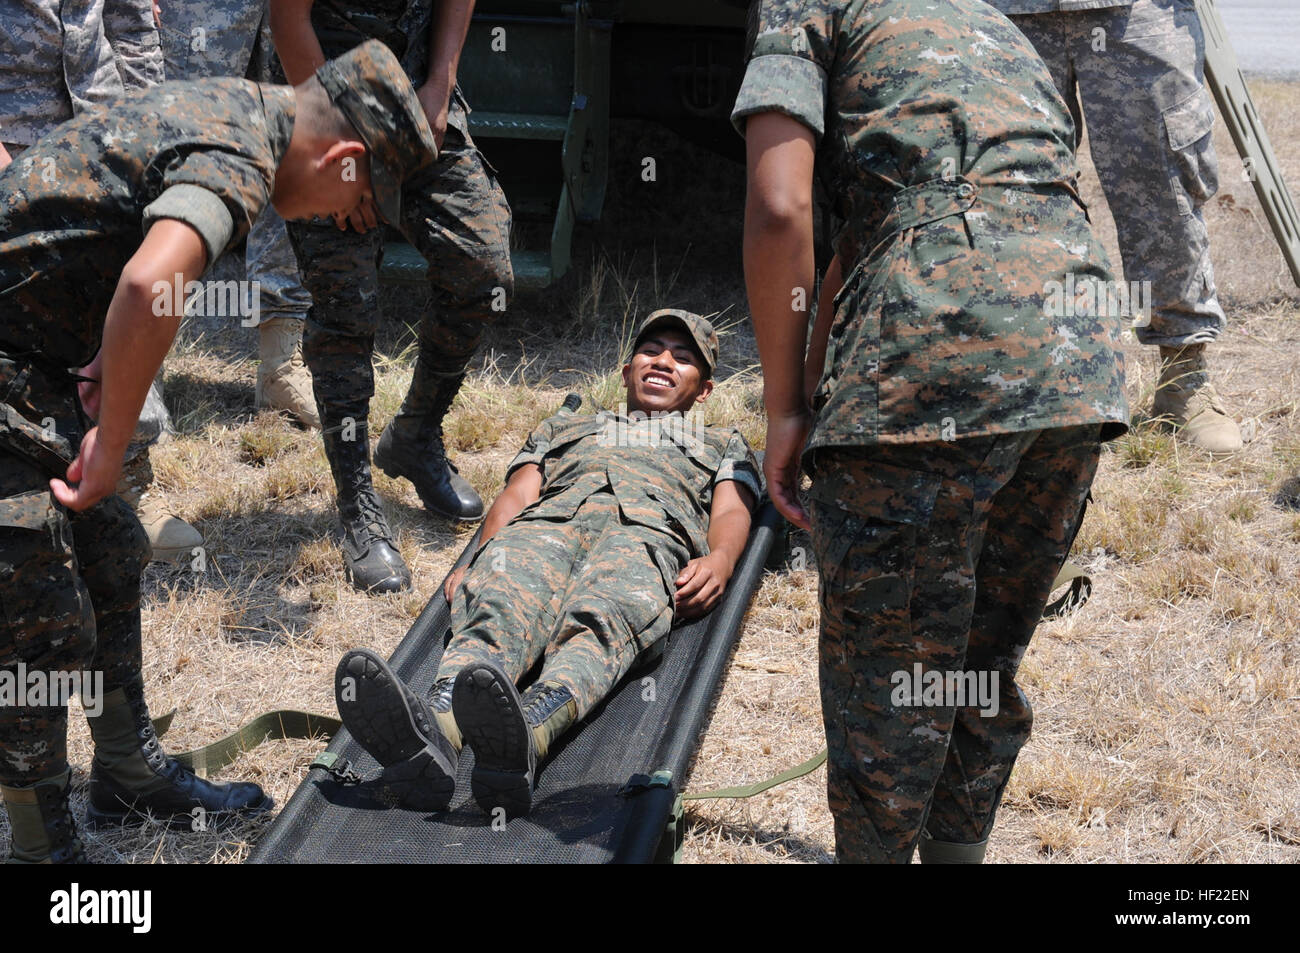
[730, 53, 827, 140]
[141, 184, 234, 268]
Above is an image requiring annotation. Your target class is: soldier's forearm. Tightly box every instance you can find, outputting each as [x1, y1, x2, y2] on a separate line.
[425, 0, 476, 92]
[97, 221, 205, 452]
[270, 0, 327, 85]
[474, 464, 541, 552]
[705, 506, 753, 579]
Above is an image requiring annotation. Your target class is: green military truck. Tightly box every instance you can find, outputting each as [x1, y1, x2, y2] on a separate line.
[383, 0, 752, 288]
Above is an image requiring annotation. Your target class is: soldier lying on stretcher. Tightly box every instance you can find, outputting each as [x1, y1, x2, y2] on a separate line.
[336, 309, 761, 818]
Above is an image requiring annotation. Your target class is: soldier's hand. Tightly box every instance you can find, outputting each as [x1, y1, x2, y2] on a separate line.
[338, 195, 381, 233]
[444, 566, 466, 603]
[0, 142, 11, 171]
[764, 410, 812, 531]
[50, 427, 122, 512]
[416, 82, 450, 153]
[675, 554, 728, 619]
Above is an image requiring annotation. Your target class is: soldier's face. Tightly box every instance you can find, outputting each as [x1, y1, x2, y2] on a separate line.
[623, 328, 713, 414]
[273, 141, 374, 222]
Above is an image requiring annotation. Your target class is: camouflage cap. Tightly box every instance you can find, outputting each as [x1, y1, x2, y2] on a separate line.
[314, 39, 438, 223]
[634, 309, 720, 377]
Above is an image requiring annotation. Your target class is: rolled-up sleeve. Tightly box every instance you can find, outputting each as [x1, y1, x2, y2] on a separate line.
[730, 1, 838, 140]
[505, 416, 557, 479]
[142, 184, 234, 267]
[714, 430, 764, 505]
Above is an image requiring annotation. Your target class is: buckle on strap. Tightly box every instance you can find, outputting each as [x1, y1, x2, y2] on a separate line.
[311, 751, 362, 785]
[884, 175, 981, 235]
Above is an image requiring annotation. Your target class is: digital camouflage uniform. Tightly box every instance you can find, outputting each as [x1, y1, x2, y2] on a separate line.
[102, 0, 165, 90]
[285, 0, 512, 449]
[733, 0, 1129, 862]
[0, 0, 125, 152]
[0, 78, 298, 784]
[158, 0, 314, 334]
[986, 0, 1224, 348]
[439, 410, 761, 718]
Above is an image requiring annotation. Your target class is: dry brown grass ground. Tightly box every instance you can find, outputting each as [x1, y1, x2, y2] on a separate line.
[11, 80, 1297, 865]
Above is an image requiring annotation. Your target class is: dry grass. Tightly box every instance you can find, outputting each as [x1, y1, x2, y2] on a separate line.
[6, 80, 1299, 864]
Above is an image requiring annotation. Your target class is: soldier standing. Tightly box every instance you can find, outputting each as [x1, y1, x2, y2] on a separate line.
[736, 0, 1128, 862]
[271, 0, 514, 594]
[985, 0, 1241, 453]
[158, 0, 321, 430]
[0, 41, 436, 862]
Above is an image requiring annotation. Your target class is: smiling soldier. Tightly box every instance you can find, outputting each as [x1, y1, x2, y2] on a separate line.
[335, 310, 762, 819]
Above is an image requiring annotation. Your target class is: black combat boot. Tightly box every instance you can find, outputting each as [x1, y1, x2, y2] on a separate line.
[453, 663, 577, 819]
[2, 770, 87, 864]
[85, 682, 272, 830]
[373, 371, 483, 522]
[334, 650, 458, 812]
[321, 417, 411, 593]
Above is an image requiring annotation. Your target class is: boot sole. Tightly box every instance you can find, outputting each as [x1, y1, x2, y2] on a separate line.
[335, 650, 456, 812]
[453, 664, 535, 819]
[85, 793, 274, 832]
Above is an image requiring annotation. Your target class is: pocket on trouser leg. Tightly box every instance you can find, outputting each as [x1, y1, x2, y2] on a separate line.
[1161, 84, 1220, 215]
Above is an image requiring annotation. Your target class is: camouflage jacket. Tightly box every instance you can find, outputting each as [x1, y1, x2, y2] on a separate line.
[0, 0, 126, 146]
[0, 78, 294, 367]
[505, 410, 763, 559]
[732, 0, 1128, 450]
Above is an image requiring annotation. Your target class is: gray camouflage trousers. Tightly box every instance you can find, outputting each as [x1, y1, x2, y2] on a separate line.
[1010, 0, 1225, 346]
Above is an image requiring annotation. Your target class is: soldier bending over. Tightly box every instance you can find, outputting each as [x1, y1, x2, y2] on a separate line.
[0, 41, 438, 863]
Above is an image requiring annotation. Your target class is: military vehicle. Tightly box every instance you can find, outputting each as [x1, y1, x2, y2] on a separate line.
[382, 0, 752, 288]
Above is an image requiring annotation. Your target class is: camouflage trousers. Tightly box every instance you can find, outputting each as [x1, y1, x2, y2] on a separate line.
[287, 89, 512, 425]
[1011, 0, 1225, 346]
[0, 358, 149, 785]
[440, 492, 688, 718]
[103, 0, 166, 91]
[807, 425, 1102, 863]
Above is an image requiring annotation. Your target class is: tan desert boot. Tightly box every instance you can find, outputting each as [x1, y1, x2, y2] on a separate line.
[1151, 344, 1243, 454]
[117, 451, 204, 565]
[256, 317, 321, 430]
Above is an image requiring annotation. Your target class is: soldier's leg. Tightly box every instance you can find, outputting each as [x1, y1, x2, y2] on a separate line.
[101, 0, 166, 90]
[536, 519, 687, 726]
[374, 90, 513, 521]
[807, 434, 1036, 864]
[0, 469, 93, 864]
[250, 210, 318, 428]
[288, 221, 410, 592]
[1022, 2, 1239, 450]
[920, 425, 1102, 862]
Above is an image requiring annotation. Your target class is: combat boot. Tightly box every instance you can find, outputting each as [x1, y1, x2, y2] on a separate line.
[85, 681, 272, 830]
[256, 317, 321, 429]
[117, 451, 203, 566]
[373, 372, 483, 522]
[917, 832, 987, 864]
[321, 418, 411, 593]
[1151, 344, 1243, 454]
[453, 664, 577, 819]
[2, 770, 86, 864]
[335, 649, 458, 811]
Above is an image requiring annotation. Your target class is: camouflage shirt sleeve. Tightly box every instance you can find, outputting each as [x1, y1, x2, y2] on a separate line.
[505, 414, 558, 480]
[141, 184, 234, 267]
[731, 0, 840, 140]
[714, 429, 763, 507]
[154, 147, 272, 259]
